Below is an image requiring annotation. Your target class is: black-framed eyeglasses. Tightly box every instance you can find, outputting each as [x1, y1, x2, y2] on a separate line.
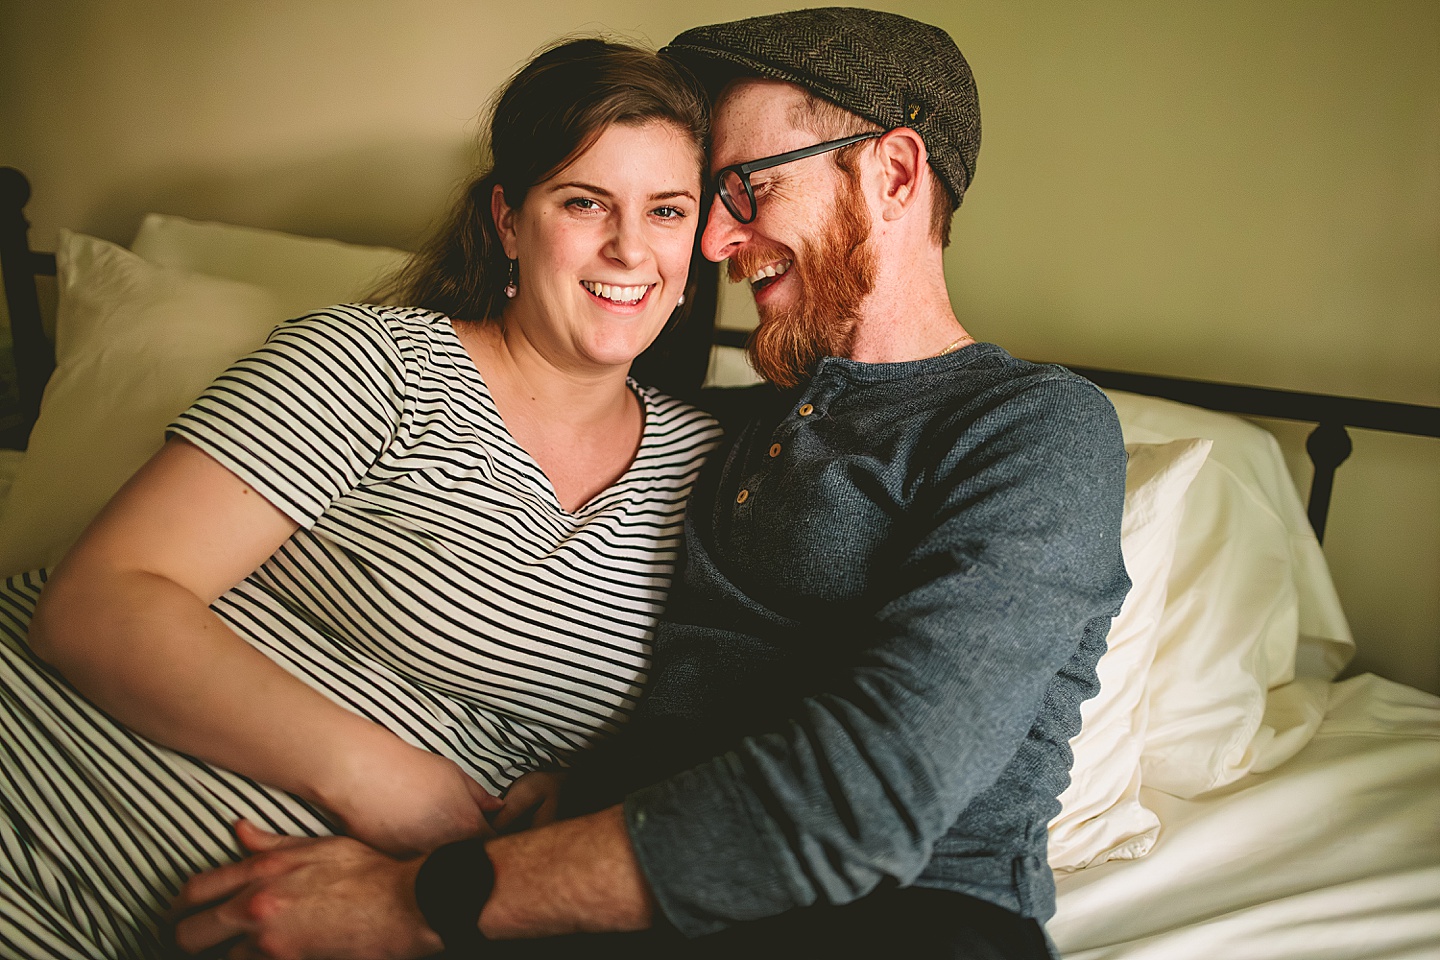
[712, 131, 883, 224]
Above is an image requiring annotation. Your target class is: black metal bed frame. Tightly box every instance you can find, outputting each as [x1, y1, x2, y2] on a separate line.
[4, 165, 1437, 543]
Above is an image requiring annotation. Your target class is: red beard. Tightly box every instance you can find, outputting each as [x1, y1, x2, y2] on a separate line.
[728, 187, 877, 389]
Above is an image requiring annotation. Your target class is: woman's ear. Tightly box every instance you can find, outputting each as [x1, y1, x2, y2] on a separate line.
[491, 183, 518, 259]
[873, 128, 928, 223]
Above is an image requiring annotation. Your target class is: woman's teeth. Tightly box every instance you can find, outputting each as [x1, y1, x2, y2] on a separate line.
[746, 260, 792, 288]
[582, 281, 650, 304]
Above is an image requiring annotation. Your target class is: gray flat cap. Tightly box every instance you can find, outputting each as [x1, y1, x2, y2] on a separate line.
[664, 6, 980, 203]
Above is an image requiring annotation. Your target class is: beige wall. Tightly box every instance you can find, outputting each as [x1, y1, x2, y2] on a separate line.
[2, 0, 1436, 691]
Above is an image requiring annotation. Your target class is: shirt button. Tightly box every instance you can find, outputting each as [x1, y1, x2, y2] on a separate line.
[798, 403, 814, 417]
[736, 489, 750, 504]
[768, 443, 782, 458]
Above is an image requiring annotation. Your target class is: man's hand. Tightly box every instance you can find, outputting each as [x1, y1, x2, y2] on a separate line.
[492, 770, 567, 833]
[173, 806, 657, 956]
[171, 820, 442, 960]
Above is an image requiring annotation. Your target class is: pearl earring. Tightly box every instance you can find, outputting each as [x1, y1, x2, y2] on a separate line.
[676, 294, 686, 306]
[503, 259, 518, 299]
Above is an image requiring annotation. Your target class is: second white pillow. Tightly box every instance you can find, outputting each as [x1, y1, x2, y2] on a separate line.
[0, 232, 288, 575]
[1049, 437, 1211, 871]
[130, 213, 410, 321]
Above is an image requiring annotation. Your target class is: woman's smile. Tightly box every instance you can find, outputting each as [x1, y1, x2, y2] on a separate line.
[495, 119, 701, 369]
[580, 280, 655, 308]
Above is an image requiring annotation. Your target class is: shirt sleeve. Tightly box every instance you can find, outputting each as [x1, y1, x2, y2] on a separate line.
[167, 305, 407, 527]
[623, 376, 1130, 936]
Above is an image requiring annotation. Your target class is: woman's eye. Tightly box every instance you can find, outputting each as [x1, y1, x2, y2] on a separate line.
[653, 205, 686, 220]
[566, 197, 601, 212]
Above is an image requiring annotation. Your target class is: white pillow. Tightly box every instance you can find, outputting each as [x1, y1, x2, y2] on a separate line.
[704, 344, 762, 389]
[1106, 390, 1352, 798]
[0, 232, 288, 575]
[1049, 437, 1211, 872]
[0, 449, 24, 516]
[130, 213, 410, 320]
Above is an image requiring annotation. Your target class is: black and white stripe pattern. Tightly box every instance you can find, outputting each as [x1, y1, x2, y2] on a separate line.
[0, 304, 721, 958]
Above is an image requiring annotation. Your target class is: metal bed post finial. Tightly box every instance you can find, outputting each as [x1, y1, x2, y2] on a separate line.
[1305, 422, 1354, 544]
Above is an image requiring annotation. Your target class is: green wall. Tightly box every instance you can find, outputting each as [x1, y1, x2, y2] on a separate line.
[2, 0, 1436, 689]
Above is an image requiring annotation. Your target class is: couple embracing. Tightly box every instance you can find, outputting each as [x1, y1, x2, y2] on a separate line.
[1, 8, 1128, 959]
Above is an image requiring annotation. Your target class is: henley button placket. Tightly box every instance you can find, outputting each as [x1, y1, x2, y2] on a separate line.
[736, 381, 837, 517]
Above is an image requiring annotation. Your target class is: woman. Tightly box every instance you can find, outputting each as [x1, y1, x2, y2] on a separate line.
[0, 38, 719, 959]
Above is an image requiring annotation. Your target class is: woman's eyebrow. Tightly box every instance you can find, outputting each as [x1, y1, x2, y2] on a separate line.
[550, 181, 696, 202]
[550, 180, 612, 196]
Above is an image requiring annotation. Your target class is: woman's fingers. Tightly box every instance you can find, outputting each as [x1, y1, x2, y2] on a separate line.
[493, 770, 566, 833]
[468, 777, 505, 812]
[490, 797, 533, 832]
[492, 778, 540, 831]
[533, 787, 561, 829]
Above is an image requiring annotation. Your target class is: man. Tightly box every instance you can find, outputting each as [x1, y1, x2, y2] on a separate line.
[171, 9, 1129, 958]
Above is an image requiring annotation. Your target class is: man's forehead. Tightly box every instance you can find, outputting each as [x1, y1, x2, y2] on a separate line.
[714, 77, 806, 122]
[710, 78, 810, 165]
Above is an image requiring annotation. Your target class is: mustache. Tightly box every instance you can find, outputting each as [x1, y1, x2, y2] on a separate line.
[727, 245, 791, 284]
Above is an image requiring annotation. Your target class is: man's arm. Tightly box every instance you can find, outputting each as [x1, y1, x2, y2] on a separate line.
[482, 805, 656, 937]
[620, 377, 1131, 935]
[172, 809, 652, 958]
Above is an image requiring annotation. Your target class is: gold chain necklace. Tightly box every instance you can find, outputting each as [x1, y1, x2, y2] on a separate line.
[933, 333, 975, 358]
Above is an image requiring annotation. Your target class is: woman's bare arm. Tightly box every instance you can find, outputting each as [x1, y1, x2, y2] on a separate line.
[29, 437, 497, 854]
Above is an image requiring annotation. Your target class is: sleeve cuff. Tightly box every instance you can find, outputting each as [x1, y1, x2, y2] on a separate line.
[623, 755, 801, 938]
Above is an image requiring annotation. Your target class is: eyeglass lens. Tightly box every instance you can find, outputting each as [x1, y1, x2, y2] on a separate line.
[718, 169, 753, 223]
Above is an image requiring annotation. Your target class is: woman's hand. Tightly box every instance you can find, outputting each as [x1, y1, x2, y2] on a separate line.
[492, 770, 568, 834]
[320, 734, 503, 856]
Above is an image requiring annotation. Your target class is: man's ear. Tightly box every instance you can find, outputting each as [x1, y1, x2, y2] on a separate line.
[491, 183, 518, 259]
[872, 127, 928, 223]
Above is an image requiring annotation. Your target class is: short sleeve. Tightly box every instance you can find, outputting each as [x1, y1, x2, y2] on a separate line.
[168, 305, 406, 526]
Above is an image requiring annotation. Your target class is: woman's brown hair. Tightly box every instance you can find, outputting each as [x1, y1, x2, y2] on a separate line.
[376, 38, 716, 396]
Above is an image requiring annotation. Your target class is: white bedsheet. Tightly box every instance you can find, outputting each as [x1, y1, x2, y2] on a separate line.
[1052, 673, 1440, 960]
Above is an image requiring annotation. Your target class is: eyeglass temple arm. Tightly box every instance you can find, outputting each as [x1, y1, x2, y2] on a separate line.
[733, 131, 883, 176]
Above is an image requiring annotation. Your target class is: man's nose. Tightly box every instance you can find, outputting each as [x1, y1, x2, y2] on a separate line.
[700, 198, 748, 263]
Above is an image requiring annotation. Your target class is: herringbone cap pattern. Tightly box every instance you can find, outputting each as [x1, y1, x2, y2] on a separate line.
[664, 6, 980, 203]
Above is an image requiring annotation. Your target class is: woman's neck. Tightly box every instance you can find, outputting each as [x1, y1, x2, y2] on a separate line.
[455, 319, 643, 513]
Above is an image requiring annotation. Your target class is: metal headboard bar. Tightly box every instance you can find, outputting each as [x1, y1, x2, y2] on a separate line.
[713, 333, 1440, 545]
[0, 167, 55, 447]
[1056, 365, 1439, 543]
[4, 167, 1437, 543]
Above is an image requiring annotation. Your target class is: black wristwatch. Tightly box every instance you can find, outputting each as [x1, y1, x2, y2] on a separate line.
[413, 836, 495, 955]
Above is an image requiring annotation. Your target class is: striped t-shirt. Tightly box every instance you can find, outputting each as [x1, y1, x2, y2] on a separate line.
[0, 302, 720, 959]
[171, 303, 723, 790]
